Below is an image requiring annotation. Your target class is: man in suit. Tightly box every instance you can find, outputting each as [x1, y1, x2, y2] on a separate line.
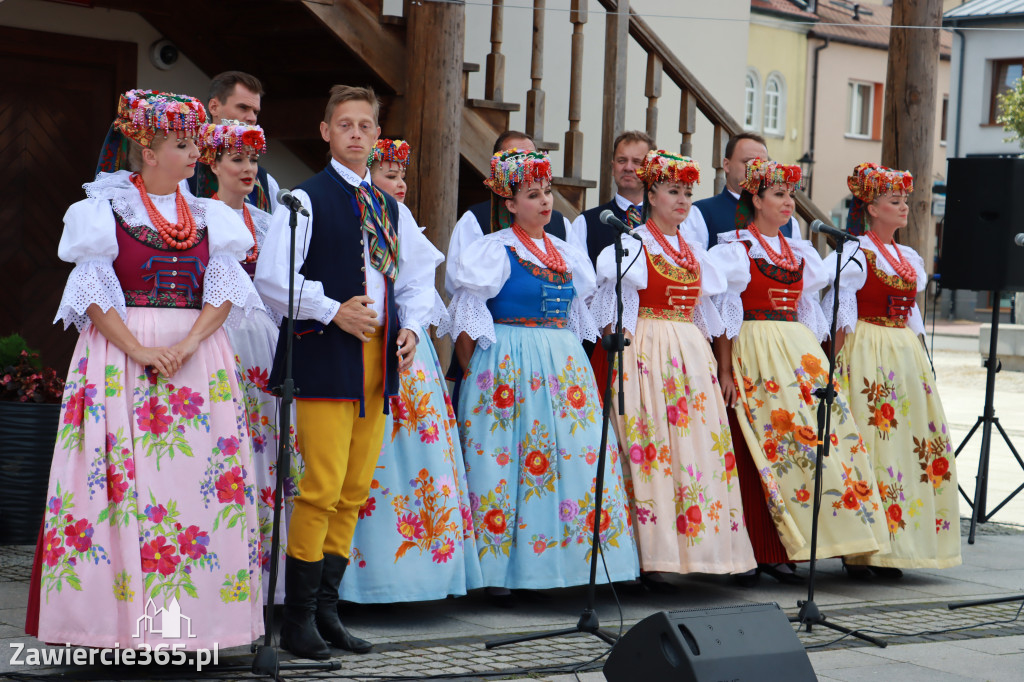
[569, 131, 654, 265]
[683, 132, 800, 249]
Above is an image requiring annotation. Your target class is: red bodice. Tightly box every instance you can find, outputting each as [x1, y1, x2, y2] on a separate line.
[113, 212, 209, 309]
[637, 249, 700, 323]
[856, 250, 915, 328]
[739, 242, 803, 322]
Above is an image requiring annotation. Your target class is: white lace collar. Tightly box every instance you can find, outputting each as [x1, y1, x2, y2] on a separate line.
[85, 170, 208, 232]
[488, 227, 576, 273]
[720, 228, 806, 266]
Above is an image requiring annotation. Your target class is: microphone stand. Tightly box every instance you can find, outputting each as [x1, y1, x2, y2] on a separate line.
[788, 236, 886, 649]
[486, 231, 635, 650]
[245, 203, 340, 678]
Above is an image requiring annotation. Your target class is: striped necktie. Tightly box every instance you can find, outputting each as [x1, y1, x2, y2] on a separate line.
[626, 204, 642, 228]
[356, 181, 399, 279]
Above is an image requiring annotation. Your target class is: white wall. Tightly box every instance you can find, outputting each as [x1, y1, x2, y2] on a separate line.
[947, 21, 1024, 158]
[461, 0, 751, 208]
[0, 0, 312, 189]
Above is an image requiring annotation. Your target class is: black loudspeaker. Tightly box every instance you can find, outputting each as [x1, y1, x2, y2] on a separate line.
[940, 157, 1024, 292]
[603, 603, 816, 682]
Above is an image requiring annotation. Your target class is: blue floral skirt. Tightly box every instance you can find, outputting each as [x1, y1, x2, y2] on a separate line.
[458, 324, 639, 589]
[340, 328, 483, 602]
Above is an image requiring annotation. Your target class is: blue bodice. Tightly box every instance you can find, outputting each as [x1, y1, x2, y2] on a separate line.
[487, 246, 575, 328]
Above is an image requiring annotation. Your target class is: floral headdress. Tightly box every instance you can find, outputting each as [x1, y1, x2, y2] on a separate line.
[369, 138, 411, 167]
[483, 148, 553, 232]
[736, 158, 802, 231]
[96, 89, 207, 175]
[636, 150, 701, 188]
[846, 162, 914, 236]
[739, 158, 802, 195]
[483, 149, 552, 199]
[197, 120, 267, 165]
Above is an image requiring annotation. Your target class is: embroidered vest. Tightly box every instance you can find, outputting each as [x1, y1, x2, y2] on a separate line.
[487, 246, 574, 329]
[637, 248, 700, 323]
[856, 250, 916, 328]
[112, 210, 209, 309]
[739, 242, 803, 322]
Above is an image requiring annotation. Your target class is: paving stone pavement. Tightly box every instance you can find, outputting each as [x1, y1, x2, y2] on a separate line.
[2, 349, 1024, 681]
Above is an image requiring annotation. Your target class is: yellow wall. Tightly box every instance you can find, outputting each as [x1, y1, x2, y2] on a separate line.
[746, 15, 808, 166]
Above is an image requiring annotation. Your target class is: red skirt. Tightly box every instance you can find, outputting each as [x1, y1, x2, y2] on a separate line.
[729, 407, 790, 564]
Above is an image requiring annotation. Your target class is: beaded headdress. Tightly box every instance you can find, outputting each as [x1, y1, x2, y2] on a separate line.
[197, 120, 267, 165]
[846, 162, 914, 236]
[96, 89, 207, 176]
[483, 149, 553, 199]
[482, 148, 553, 232]
[636, 150, 701, 188]
[739, 158, 802, 195]
[735, 158, 802, 231]
[369, 138, 412, 167]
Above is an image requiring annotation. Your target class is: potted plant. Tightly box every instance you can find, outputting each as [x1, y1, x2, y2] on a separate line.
[0, 334, 65, 544]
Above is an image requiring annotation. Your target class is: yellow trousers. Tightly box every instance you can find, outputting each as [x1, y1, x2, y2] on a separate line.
[287, 330, 386, 561]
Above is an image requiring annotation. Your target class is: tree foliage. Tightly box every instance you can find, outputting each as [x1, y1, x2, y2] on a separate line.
[997, 77, 1024, 149]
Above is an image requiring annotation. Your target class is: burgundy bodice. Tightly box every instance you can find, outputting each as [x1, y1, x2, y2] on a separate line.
[856, 250, 916, 328]
[112, 211, 209, 309]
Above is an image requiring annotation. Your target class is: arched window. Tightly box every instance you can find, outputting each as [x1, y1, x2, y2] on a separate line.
[764, 73, 785, 136]
[744, 68, 760, 130]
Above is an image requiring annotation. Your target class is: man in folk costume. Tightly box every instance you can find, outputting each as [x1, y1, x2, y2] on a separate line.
[255, 85, 424, 659]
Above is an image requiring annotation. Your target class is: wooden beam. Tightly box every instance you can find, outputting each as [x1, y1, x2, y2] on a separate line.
[563, 0, 587, 180]
[301, 0, 406, 93]
[882, 0, 941, 276]
[599, 1, 628, 203]
[645, 52, 662, 141]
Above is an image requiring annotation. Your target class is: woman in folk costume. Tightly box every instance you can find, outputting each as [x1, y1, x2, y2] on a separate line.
[439, 149, 639, 593]
[26, 90, 264, 649]
[199, 120, 303, 601]
[590, 150, 756, 585]
[706, 158, 889, 580]
[339, 139, 482, 602]
[821, 162, 960, 577]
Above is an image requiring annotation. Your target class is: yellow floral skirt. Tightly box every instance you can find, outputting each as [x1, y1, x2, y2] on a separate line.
[731, 320, 890, 561]
[839, 322, 962, 568]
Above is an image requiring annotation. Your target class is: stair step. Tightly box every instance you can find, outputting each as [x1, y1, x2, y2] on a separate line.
[535, 140, 561, 152]
[552, 176, 597, 189]
[379, 14, 405, 28]
[466, 98, 520, 112]
[463, 62, 480, 73]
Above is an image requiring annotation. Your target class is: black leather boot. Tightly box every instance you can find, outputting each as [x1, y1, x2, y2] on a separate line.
[280, 556, 331, 660]
[316, 553, 373, 653]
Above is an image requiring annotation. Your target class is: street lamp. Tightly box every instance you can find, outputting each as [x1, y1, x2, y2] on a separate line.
[797, 151, 815, 196]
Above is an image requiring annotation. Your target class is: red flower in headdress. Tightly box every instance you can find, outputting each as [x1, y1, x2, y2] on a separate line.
[681, 166, 700, 184]
[784, 165, 802, 184]
[901, 173, 913, 189]
[241, 129, 263, 149]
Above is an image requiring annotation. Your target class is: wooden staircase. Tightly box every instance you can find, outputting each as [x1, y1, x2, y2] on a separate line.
[106, 0, 830, 231]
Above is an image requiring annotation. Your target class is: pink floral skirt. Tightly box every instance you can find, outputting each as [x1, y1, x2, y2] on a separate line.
[33, 308, 263, 650]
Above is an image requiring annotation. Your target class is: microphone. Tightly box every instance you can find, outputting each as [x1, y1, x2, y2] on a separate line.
[276, 188, 310, 217]
[810, 219, 858, 242]
[1015, 233, 1024, 247]
[599, 209, 642, 240]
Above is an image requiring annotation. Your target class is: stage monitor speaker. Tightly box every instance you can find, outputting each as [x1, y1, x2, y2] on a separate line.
[603, 603, 816, 682]
[940, 157, 1024, 292]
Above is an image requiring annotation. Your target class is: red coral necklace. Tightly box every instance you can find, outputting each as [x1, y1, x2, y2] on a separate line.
[645, 220, 699, 272]
[866, 230, 916, 283]
[131, 173, 197, 250]
[512, 223, 567, 273]
[747, 223, 799, 271]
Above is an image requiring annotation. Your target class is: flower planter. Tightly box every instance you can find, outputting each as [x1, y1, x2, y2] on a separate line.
[0, 402, 60, 544]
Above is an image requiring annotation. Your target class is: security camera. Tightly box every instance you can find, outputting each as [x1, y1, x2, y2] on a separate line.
[150, 40, 179, 70]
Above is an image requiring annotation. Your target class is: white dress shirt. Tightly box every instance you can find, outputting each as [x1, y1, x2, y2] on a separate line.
[255, 158, 426, 338]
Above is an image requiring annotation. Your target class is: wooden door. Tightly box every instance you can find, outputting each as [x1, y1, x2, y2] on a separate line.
[0, 27, 135, 371]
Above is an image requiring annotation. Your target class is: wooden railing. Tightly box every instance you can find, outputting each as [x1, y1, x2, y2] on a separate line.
[462, 0, 829, 226]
